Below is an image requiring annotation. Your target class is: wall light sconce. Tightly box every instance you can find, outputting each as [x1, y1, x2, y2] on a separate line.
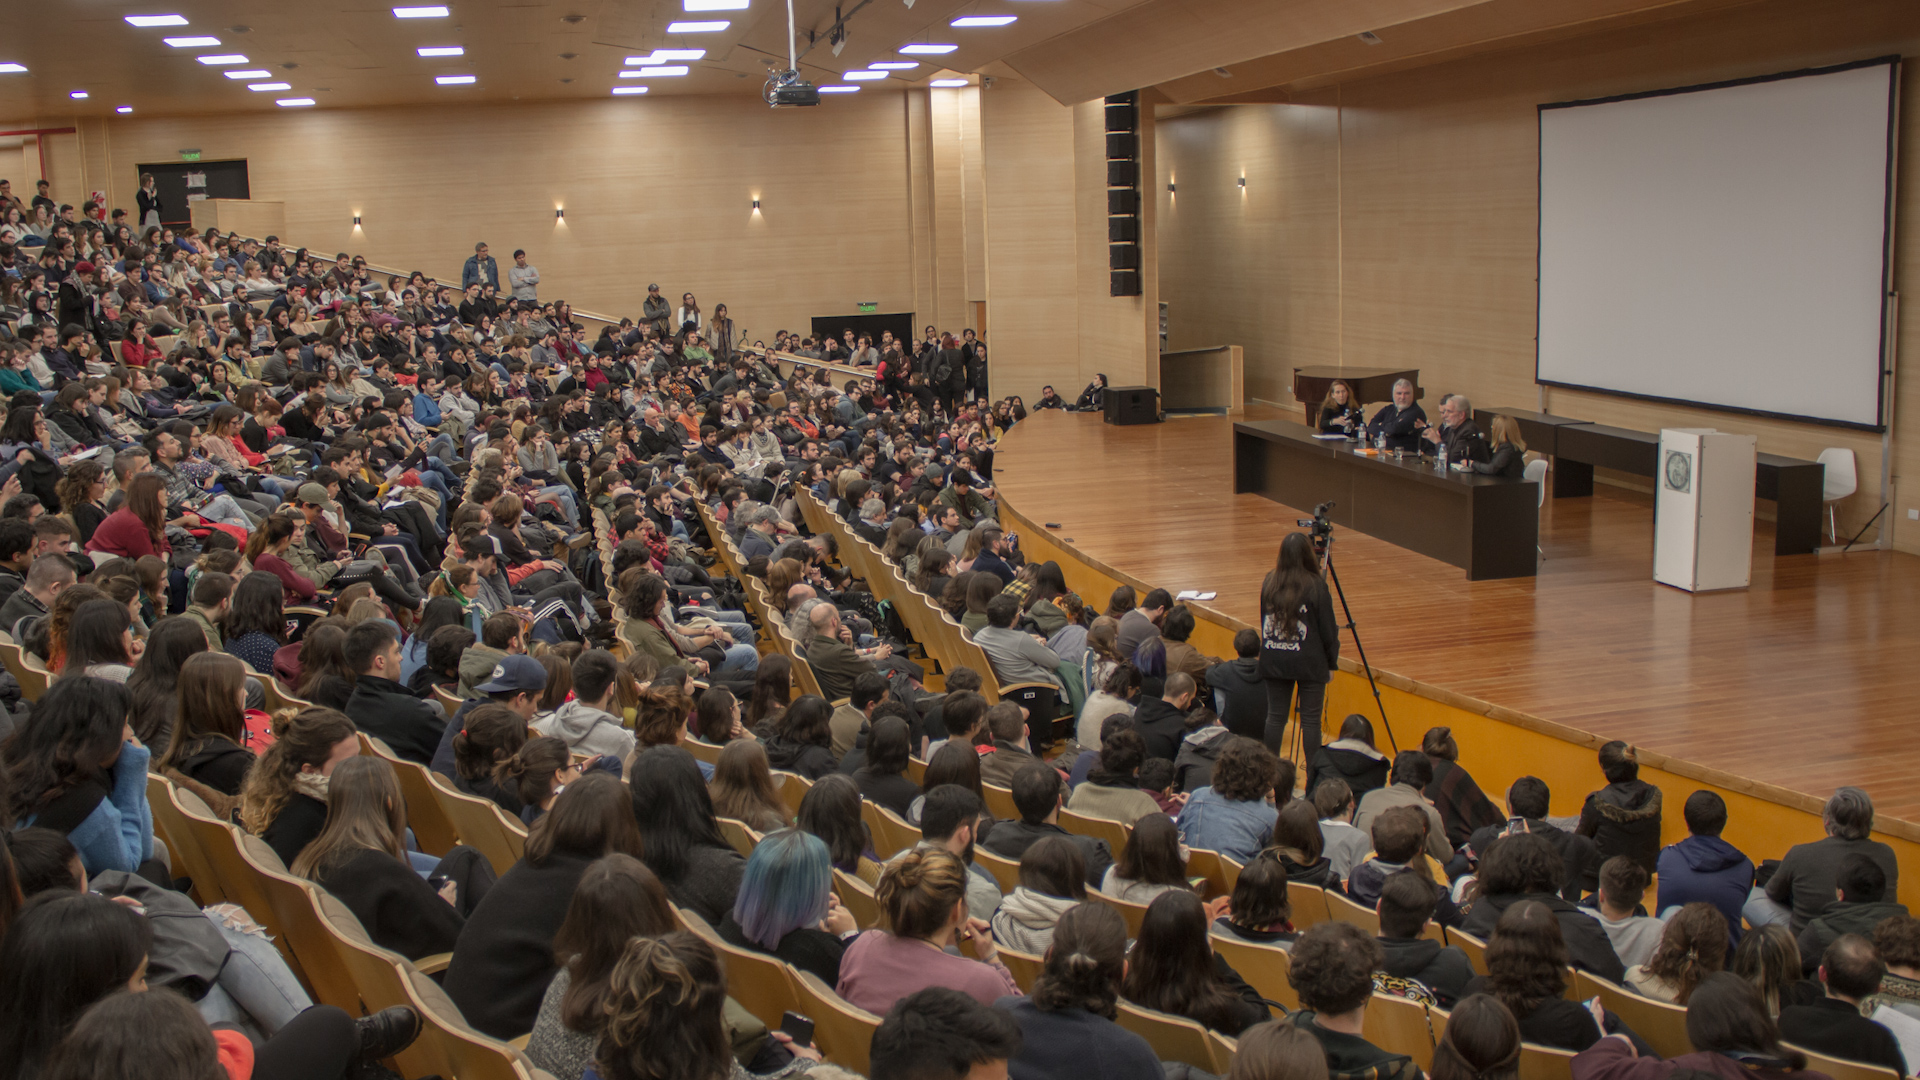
[1237, 176, 1247, 190]
[1166, 182, 1176, 193]
[751, 198, 761, 211]
[555, 208, 565, 220]
[352, 214, 362, 227]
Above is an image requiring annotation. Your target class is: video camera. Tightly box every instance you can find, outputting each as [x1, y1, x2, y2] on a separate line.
[1297, 501, 1335, 555]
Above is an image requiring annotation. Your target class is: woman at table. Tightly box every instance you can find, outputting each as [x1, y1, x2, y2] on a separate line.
[1365, 378, 1428, 452]
[1470, 415, 1528, 478]
[1317, 380, 1364, 437]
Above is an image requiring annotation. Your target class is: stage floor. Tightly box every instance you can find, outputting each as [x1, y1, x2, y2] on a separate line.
[992, 407, 1920, 822]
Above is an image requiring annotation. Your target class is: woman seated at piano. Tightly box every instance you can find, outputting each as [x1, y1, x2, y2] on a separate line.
[1364, 378, 1427, 451]
[1466, 414, 1528, 477]
[1316, 380, 1364, 436]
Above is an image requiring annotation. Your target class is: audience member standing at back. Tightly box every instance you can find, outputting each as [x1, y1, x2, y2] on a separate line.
[1258, 533, 1339, 758]
[1574, 741, 1662, 892]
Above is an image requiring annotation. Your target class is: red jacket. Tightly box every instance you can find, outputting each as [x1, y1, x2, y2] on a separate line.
[86, 507, 169, 558]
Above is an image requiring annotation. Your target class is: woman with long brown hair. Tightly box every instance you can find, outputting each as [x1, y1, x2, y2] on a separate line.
[1431, 994, 1520, 1080]
[157, 651, 253, 798]
[1482, 900, 1602, 1050]
[292, 756, 465, 959]
[744, 653, 791, 733]
[1122, 888, 1267, 1034]
[1317, 379, 1363, 436]
[54, 457, 109, 546]
[1472, 415, 1529, 478]
[1257, 531, 1337, 756]
[1627, 902, 1729, 1004]
[87, 472, 170, 559]
[239, 707, 360, 867]
[1002, 901, 1165, 1080]
[707, 738, 790, 833]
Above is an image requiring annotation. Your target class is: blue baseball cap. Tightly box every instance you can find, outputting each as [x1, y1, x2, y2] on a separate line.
[476, 654, 546, 695]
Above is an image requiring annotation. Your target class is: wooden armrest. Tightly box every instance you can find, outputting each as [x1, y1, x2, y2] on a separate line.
[996, 681, 1059, 695]
[415, 952, 453, 975]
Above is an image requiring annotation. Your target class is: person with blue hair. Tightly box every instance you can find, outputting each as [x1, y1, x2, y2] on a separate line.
[719, 827, 858, 985]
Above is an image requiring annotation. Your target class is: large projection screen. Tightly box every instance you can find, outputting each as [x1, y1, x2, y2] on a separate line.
[1536, 58, 1899, 429]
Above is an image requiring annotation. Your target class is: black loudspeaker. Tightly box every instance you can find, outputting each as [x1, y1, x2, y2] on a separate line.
[1106, 160, 1138, 186]
[1110, 269, 1140, 297]
[1107, 189, 1138, 215]
[1104, 385, 1161, 425]
[1108, 217, 1138, 243]
[1109, 245, 1140, 271]
[1104, 102, 1138, 131]
[1105, 132, 1137, 159]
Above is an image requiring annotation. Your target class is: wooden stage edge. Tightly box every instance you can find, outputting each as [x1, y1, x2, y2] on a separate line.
[989, 408, 1920, 872]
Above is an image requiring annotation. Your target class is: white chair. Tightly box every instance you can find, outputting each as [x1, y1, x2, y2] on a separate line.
[1816, 448, 1857, 544]
[1524, 457, 1550, 560]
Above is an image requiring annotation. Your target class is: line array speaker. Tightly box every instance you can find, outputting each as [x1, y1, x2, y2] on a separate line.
[1105, 90, 1142, 297]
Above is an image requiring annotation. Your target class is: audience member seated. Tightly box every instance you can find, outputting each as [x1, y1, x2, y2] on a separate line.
[1572, 972, 1830, 1080]
[1170, 706, 1234, 797]
[155, 651, 255, 803]
[1732, 925, 1824, 1018]
[449, 702, 531, 815]
[1306, 714, 1390, 802]
[1870, 915, 1920, 1019]
[721, 828, 858, 986]
[1377, 870, 1476, 1007]
[1469, 900, 1602, 1051]
[992, 835, 1089, 955]
[1206, 628, 1268, 741]
[837, 846, 1023, 1013]
[1468, 776, 1595, 903]
[978, 701, 1045, 789]
[1777, 934, 1908, 1076]
[870, 986, 1024, 1080]
[1795, 854, 1909, 976]
[223, 570, 289, 676]
[829, 671, 888, 761]
[342, 620, 447, 765]
[1132, 671, 1198, 763]
[1756, 786, 1898, 934]
[1316, 779, 1371, 885]
[239, 707, 361, 868]
[709, 739, 793, 833]
[496, 737, 576, 825]
[796, 774, 881, 883]
[907, 784, 1003, 921]
[982, 764, 1114, 888]
[974, 593, 1065, 696]
[1123, 888, 1268, 1035]
[1177, 735, 1280, 862]
[628, 745, 746, 927]
[997, 900, 1164, 1080]
[1460, 833, 1625, 982]
[853, 716, 923, 819]
[1575, 741, 1663, 891]
[1273, 797, 1337, 888]
[1356, 751, 1453, 866]
[1593, 857, 1667, 970]
[1066, 728, 1162, 826]
[2, 677, 155, 878]
[1626, 903, 1729, 1005]
[1656, 790, 1755, 943]
[533, 648, 636, 762]
[1348, 805, 1434, 907]
[1431, 994, 1522, 1080]
[1101, 811, 1190, 905]
[1286, 920, 1424, 1080]
[1420, 727, 1505, 854]
[524, 854, 679, 1080]
[1076, 661, 1140, 753]
[446, 773, 643, 1039]
[1213, 851, 1299, 948]
[764, 694, 839, 780]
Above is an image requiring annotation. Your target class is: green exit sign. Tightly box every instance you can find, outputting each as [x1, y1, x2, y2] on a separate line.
[857, 302, 877, 313]
[180, 150, 202, 162]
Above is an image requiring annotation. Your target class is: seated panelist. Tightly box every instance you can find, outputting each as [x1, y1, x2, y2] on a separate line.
[1317, 379, 1364, 436]
[1364, 377, 1427, 451]
[1465, 414, 1526, 478]
[1424, 393, 1491, 466]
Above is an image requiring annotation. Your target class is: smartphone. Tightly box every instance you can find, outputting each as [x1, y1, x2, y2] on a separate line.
[780, 1010, 816, 1048]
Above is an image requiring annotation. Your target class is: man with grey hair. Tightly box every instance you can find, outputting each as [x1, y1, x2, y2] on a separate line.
[1422, 392, 1490, 466]
[1748, 786, 1899, 932]
[1365, 377, 1428, 452]
[853, 497, 891, 547]
[738, 503, 782, 562]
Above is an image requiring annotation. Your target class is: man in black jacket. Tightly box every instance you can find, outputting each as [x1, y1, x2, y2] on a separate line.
[1468, 776, 1595, 903]
[1422, 393, 1490, 466]
[1459, 831, 1625, 983]
[1376, 869, 1475, 1006]
[1797, 856, 1911, 975]
[1779, 935, 1908, 1077]
[979, 763, 1111, 888]
[1131, 672, 1197, 763]
[1205, 629, 1268, 741]
[343, 621, 448, 765]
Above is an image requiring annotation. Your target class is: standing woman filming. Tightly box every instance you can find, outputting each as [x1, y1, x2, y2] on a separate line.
[1258, 532, 1339, 757]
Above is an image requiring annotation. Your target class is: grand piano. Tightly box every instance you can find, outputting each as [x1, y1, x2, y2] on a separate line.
[1290, 366, 1422, 427]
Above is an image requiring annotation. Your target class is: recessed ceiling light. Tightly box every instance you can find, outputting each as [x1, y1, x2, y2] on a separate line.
[392, 5, 449, 16]
[665, 20, 729, 32]
[435, 74, 476, 84]
[0, 64, 26, 74]
[843, 70, 887, 80]
[163, 36, 222, 47]
[124, 14, 190, 26]
[684, 0, 748, 8]
[869, 61, 918, 69]
[929, 78, 968, 87]
[70, 91, 89, 99]
[417, 46, 464, 56]
[117, 106, 134, 113]
[611, 86, 649, 95]
[950, 15, 1015, 25]
[276, 97, 316, 106]
[248, 82, 292, 91]
[223, 70, 273, 79]
[898, 43, 957, 54]
[818, 85, 860, 93]
[626, 49, 704, 62]
[197, 54, 250, 65]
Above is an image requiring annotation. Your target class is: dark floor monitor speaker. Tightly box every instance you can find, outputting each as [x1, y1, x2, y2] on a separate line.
[1104, 385, 1162, 426]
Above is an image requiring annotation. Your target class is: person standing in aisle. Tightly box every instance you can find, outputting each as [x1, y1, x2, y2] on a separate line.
[1258, 532, 1340, 758]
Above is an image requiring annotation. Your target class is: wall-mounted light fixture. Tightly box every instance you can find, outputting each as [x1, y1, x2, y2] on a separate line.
[352, 214, 362, 227]
[1237, 176, 1246, 190]
[751, 198, 761, 211]
[1166, 182, 1176, 193]
[555, 208, 565, 220]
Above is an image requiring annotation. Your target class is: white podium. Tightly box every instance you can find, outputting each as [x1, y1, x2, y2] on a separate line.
[1654, 428, 1756, 592]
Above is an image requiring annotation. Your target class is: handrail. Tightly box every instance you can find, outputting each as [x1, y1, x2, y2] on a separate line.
[750, 346, 873, 384]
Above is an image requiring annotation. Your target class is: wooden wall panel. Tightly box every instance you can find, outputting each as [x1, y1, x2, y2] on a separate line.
[929, 88, 972, 335]
[959, 90, 988, 312]
[906, 91, 938, 331]
[58, 95, 919, 341]
[1155, 0, 1920, 550]
[980, 79, 1084, 400]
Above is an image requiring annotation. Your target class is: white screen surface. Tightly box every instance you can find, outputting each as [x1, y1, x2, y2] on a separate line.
[1536, 60, 1896, 428]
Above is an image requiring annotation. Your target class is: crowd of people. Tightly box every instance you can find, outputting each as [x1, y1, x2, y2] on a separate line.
[0, 194, 1908, 1080]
